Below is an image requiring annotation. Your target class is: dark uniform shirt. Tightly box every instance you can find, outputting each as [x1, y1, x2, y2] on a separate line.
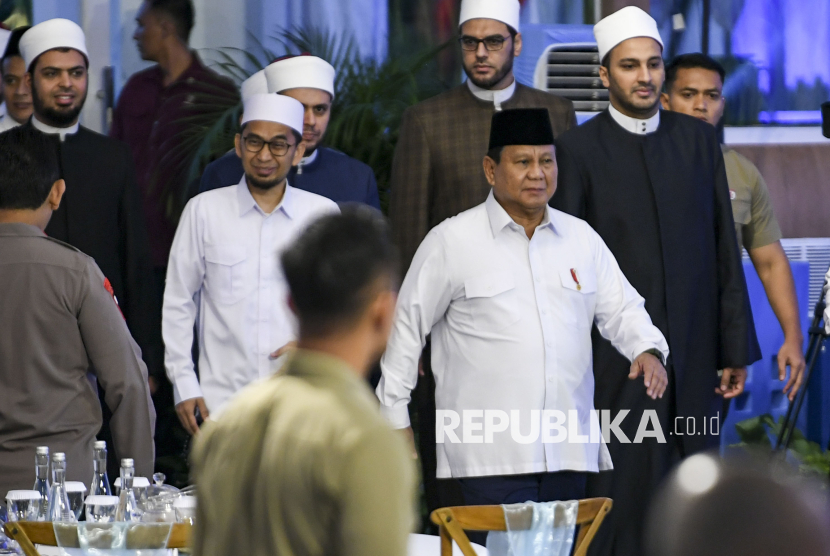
[111, 53, 240, 267]
[198, 147, 381, 209]
[0, 223, 155, 497]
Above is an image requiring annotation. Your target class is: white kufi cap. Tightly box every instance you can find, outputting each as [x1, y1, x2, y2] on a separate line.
[19, 18, 89, 70]
[459, 0, 520, 32]
[264, 55, 335, 99]
[0, 29, 11, 59]
[240, 70, 268, 101]
[593, 6, 663, 63]
[241, 93, 304, 135]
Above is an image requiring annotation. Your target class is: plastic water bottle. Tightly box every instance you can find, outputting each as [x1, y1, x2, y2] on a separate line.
[115, 458, 139, 522]
[47, 453, 76, 522]
[90, 441, 112, 496]
[32, 446, 51, 521]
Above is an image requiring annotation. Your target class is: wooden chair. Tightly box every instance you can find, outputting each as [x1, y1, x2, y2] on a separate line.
[430, 497, 612, 556]
[3, 521, 192, 556]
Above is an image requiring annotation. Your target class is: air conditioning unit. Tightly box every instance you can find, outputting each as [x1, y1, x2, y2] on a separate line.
[533, 42, 608, 118]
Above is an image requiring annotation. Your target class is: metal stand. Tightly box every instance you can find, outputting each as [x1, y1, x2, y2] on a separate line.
[774, 279, 828, 451]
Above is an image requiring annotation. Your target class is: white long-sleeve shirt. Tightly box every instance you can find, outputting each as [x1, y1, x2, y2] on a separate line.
[163, 178, 338, 414]
[377, 192, 669, 478]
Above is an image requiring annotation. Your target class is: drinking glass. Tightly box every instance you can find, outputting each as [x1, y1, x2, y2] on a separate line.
[5, 491, 41, 522]
[173, 496, 196, 525]
[65, 482, 88, 521]
[85, 495, 119, 523]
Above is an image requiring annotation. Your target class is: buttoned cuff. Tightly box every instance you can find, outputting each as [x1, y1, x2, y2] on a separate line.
[379, 403, 411, 429]
[632, 342, 669, 366]
[172, 373, 203, 406]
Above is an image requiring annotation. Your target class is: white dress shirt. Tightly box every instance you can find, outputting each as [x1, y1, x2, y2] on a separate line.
[31, 115, 80, 141]
[377, 192, 669, 478]
[608, 104, 660, 135]
[0, 113, 21, 132]
[467, 78, 517, 111]
[163, 178, 339, 414]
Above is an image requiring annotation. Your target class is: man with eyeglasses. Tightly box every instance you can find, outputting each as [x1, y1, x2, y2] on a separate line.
[162, 93, 339, 433]
[387, 0, 576, 515]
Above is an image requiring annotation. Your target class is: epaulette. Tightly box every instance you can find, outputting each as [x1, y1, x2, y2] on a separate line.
[42, 235, 84, 253]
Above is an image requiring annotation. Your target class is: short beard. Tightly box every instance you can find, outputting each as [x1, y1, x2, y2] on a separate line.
[463, 52, 514, 89]
[245, 171, 284, 191]
[31, 84, 86, 128]
[606, 71, 660, 118]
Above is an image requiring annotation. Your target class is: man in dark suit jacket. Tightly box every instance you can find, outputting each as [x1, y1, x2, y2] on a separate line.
[386, 0, 576, 517]
[20, 19, 161, 476]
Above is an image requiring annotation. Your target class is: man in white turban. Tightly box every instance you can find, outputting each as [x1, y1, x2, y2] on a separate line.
[551, 7, 760, 556]
[163, 93, 339, 433]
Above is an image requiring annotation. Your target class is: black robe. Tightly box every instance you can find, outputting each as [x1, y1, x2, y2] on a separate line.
[41, 125, 162, 378]
[551, 110, 760, 556]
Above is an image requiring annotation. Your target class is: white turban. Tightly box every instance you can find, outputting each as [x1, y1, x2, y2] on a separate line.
[241, 93, 304, 136]
[594, 6, 663, 63]
[0, 29, 11, 59]
[19, 19, 89, 70]
[240, 70, 268, 101]
[459, 0, 520, 32]
[264, 55, 335, 99]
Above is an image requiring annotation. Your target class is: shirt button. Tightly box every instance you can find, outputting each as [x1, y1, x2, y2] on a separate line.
[541, 308, 548, 315]
[548, 378, 555, 383]
[535, 276, 541, 283]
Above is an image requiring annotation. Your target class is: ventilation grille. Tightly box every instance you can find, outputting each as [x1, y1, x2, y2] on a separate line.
[744, 238, 830, 314]
[541, 43, 608, 112]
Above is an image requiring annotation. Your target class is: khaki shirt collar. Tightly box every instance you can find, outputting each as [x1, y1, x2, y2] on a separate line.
[283, 349, 375, 403]
[0, 222, 46, 238]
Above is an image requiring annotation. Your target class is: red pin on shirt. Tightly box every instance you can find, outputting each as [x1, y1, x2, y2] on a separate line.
[570, 268, 582, 291]
[103, 278, 125, 320]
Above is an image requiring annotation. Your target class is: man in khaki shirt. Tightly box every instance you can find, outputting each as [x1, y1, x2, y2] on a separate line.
[662, 53, 805, 400]
[0, 126, 156, 498]
[191, 208, 416, 556]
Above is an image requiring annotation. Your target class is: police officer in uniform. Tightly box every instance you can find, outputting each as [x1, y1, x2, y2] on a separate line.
[0, 126, 155, 498]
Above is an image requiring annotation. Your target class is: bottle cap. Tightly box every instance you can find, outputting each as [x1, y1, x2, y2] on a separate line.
[36, 446, 49, 455]
[121, 458, 134, 468]
[52, 452, 66, 462]
[65, 481, 88, 493]
[94, 441, 107, 449]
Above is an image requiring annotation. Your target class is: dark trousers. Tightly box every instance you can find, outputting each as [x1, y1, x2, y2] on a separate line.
[458, 472, 588, 546]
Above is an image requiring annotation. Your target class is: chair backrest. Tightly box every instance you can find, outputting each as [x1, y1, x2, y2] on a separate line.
[429, 497, 612, 556]
[3, 521, 192, 556]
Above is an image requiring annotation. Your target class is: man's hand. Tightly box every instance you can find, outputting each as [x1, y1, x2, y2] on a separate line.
[176, 397, 210, 435]
[778, 339, 806, 400]
[629, 352, 668, 399]
[270, 341, 297, 360]
[717, 367, 747, 399]
[400, 426, 419, 460]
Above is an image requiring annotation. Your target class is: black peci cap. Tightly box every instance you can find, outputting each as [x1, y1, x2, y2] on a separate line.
[488, 108, 554, 151]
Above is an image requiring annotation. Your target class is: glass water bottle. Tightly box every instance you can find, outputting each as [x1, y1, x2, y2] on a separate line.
[90, 441, 112, 496]
[32, 446, 51, 521]
[115, 458, 139, 522]
[47, 452, 76, 522]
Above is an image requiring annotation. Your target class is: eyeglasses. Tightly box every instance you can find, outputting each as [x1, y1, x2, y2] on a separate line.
[458, 35, 511, 51]
[242, 135, 294, 157]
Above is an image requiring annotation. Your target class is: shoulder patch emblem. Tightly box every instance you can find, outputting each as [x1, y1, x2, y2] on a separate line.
[103, 278, 126, 320]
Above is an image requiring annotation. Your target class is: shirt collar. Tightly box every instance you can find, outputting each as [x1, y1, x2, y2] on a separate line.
[608, 104, 660, 135]
[0, 222, 46, 237]
[297, 148, 319, 170]
[484, 190, 556, 237]
[466, 78, 517, 111]
[31, 115, 80, 141]
[283, 349, 376, 404]
[236, 175, 296, 218]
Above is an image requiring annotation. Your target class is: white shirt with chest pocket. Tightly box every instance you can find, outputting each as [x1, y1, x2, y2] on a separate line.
[163, 178, 339, 415]
[377, 191, 669, 478]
